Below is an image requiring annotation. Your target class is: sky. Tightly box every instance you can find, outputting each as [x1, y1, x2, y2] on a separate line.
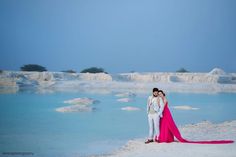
[0, 0, 236, 73]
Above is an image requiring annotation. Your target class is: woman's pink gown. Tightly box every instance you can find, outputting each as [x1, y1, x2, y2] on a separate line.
[156, 102, 234, 144]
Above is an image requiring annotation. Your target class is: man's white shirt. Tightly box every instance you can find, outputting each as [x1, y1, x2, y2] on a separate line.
[147, 96, 164, 117]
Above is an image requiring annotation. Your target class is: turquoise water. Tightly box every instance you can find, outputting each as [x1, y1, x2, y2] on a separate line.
[0, 92, 236, 156]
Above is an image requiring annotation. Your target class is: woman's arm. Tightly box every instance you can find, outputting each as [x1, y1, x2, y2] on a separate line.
[157, 98, 165, 117]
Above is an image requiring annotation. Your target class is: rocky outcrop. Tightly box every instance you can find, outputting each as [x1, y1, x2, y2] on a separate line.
[117, 98, 134, 102]
[209, 68, 226, 75]
[56, 97, 99, 113]
[0, 68, 236, 94]
[115, 92, 136, 98]
[172, 105, 199, 110]
[78, 73, 112, 81]
[115, 68, 233, 83]
[55, 104, 95, 113]
[121, 106, 141, 111]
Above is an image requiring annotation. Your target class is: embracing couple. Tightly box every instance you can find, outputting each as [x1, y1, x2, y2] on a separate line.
[145, 87, 234, 144]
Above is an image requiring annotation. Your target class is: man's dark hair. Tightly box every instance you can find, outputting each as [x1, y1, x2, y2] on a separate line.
[153, 88, 159, 92]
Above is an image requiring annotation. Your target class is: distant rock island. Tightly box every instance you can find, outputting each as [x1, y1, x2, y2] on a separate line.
[0, 68, 236, 94]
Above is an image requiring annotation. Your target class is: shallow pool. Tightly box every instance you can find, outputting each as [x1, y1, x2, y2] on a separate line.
[0, 91, 236, 156]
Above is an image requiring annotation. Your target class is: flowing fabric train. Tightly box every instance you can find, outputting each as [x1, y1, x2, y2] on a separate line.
[156, 103, 234, 144]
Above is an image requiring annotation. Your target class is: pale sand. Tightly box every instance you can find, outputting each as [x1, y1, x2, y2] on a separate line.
[93, 120, 236, 157]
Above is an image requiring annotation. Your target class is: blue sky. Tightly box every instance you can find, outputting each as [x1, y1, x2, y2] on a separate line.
[0, 0, 236, 73]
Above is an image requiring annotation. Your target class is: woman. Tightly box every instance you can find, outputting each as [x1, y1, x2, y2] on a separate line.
[156, 90, 234, 144]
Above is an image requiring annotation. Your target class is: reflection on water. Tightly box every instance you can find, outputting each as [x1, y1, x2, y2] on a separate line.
[0, 92, 236, 156]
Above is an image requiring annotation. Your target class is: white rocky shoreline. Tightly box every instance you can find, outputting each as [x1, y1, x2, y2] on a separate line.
[92, 120, 236, 157]
[0, 68, 236, 94]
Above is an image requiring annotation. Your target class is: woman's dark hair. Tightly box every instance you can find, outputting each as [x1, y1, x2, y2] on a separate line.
[153, 88, 159, 92]
[158, 90, 166, 96]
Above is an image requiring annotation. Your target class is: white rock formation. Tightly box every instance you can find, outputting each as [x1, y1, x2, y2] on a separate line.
[56, 97, 99, 113]
[115, 92, 136, 97]
[78, 73, 112, 81]
[105, 120, 236, 157]
[121, 106, 141, 111]
[172, 105, 199, 110]
[0, 68, 236, 94]
[64, 97, 98, 105]
[209, 68, 226, 75]
[56, 104, 94, 112]
[117, 98, 134, 102]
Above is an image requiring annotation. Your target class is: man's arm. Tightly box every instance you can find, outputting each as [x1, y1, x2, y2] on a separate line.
[146, 96, 150, 114]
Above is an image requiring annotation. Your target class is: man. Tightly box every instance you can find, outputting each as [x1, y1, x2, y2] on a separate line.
[145, 88, 164, 144]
